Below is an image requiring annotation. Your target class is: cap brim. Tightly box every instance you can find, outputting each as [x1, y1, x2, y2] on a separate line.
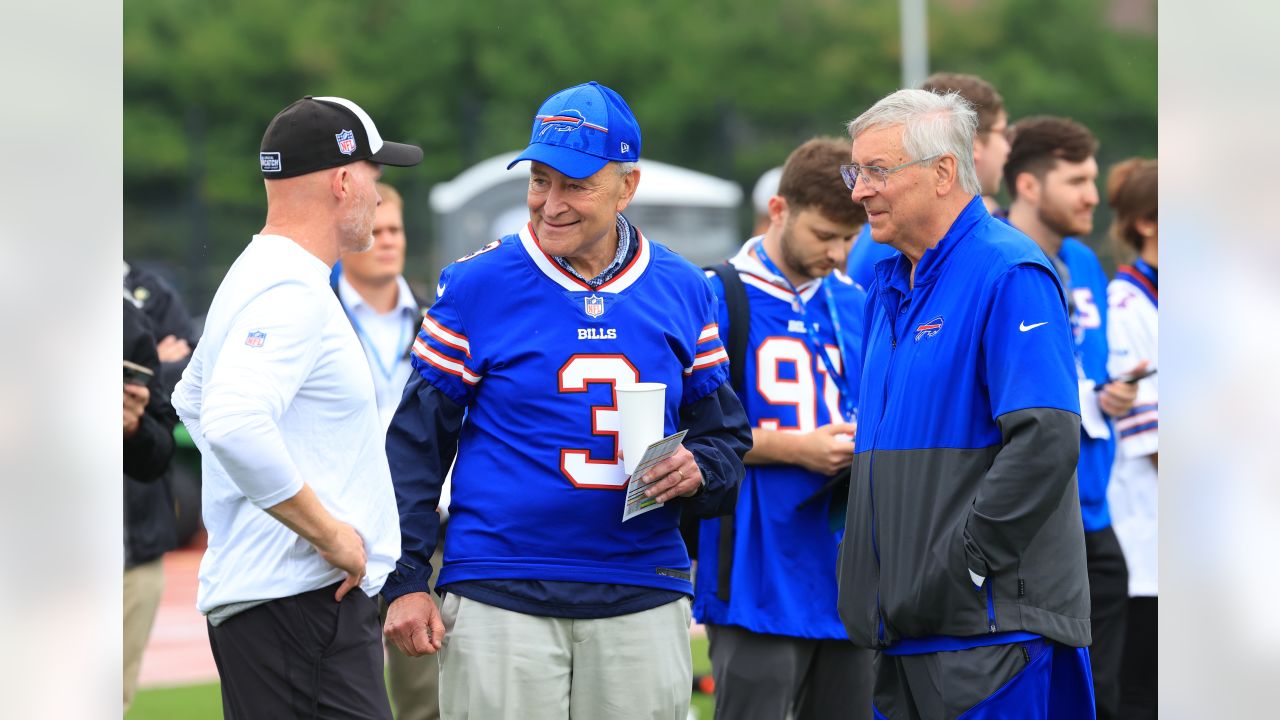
[369, 140, 423, 167]
[506, 143, 609, 180]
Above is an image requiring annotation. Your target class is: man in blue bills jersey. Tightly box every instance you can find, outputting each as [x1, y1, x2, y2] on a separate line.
[381, 80, 752, 719]
[836, 89, 1094, 719]
[694, 137, 873, 720]
[1004, 116, 1144, 720]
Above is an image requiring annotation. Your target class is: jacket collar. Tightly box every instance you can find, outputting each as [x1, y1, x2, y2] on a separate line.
[873, 195, 988, 293]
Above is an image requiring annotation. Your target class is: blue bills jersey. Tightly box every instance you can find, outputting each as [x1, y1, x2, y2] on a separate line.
[410, 224, 730, 594]
[694, 237, 867, 638]
[1057, 237, 1116, 532]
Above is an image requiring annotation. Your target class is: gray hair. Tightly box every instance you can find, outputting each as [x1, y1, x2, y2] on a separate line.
[846, 89, 981, 196]
[615, 161, 638, 177]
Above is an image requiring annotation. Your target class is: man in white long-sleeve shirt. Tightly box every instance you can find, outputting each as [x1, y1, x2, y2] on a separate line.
[173, 95, 422, 719]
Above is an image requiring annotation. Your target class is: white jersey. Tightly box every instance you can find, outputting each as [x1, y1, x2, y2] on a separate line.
[1105, 264, 1158, 596]
[174, 235, 400, 613]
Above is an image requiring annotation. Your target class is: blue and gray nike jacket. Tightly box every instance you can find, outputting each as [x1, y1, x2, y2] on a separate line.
[837, 197, 1092, 651]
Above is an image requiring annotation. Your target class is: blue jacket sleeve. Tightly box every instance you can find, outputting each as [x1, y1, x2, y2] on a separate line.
[381, 373, 465, 603]
[678, 381, 752, 519]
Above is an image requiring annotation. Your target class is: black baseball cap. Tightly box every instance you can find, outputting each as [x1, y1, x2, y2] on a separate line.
[259, 95, 422, 179]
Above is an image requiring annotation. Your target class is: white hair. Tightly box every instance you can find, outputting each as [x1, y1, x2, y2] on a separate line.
[615, 161, 638, 177]
[846, 89, 981, 196]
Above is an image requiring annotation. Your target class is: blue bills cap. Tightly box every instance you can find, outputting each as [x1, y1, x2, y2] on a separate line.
[507, 81, 641, 179]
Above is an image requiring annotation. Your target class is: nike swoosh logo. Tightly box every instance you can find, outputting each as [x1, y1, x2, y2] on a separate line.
[436, 283, 446, 297]
[1019, 321, 1048, 332]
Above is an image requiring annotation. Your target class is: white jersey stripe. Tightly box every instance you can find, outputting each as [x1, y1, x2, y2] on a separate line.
[413, 339, 481, 385]
[740, 273, 798, 303]
[422, 314, 470, 355]
[1115, 409, 1158, 430]
[692, 347, 729, 369]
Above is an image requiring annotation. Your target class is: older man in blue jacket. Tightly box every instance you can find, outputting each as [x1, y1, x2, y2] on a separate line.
[836, 89, 1093, 719]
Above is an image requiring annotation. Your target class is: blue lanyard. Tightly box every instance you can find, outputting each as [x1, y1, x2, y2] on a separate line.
[340, 302, 413, 383]
[754, 245, 857, 423]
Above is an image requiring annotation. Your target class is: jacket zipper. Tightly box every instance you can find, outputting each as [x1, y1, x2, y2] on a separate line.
[985, 578, 998, 633]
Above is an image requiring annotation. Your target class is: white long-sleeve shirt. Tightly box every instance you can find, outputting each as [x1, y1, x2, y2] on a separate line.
[174, 235, 400, 613]
[1106, 271, 1158, 596]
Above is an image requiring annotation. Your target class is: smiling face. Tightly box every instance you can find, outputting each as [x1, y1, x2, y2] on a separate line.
[848, 125, 940, 250]
[526, 161, 639, 275]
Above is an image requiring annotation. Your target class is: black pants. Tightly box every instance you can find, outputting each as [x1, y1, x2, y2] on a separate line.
[207, 584, 393, 720]
[1118, 596, 1157, 719]
[1085, 526, 1129, 720]
[707, 624, 874, 720]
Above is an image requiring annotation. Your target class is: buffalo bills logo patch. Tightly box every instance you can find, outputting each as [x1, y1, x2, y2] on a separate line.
[536, 109, 608, 137]
[584, 294, 605, 318]
[914, 316, 943, 342]
[335, 129, 357, 156]
[245, 330, 267, 347]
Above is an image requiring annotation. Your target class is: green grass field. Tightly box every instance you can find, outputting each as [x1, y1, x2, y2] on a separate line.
[127, 635, 716, 719]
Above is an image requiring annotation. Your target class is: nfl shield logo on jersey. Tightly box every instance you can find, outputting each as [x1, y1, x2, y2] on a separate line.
[245, 330, 267, 347]
[335, 129, 357, 156]
[584, 294, 605, 318]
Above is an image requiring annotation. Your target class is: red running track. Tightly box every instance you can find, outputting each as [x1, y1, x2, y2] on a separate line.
[137, 536, 708, 690]
[137, 540, 219, 689]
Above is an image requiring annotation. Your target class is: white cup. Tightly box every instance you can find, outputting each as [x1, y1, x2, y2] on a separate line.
[616, 382, 667, 474]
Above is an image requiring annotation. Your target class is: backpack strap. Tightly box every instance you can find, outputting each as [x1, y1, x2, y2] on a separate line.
[699, 261, 752, 603]
[704, 262, 750, 395]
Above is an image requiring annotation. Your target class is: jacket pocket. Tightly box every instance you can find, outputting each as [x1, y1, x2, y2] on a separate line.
[885, 520, 990, 638]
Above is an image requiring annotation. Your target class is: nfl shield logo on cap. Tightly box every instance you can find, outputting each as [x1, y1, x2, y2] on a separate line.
[335, 129, 357, 156]
[584, 294, 605, 318]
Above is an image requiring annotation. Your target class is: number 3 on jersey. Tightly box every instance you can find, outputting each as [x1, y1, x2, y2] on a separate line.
[756, 337, 844, 432]
[558, 354, 641, 489]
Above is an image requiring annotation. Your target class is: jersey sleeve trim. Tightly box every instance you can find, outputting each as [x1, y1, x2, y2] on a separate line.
[420, 314, 470, 356]
[688, 347, 729, 374]
[1116, 403, 1158, 438]
[412, 338, 481, 385]
[698, 324, 720, 343]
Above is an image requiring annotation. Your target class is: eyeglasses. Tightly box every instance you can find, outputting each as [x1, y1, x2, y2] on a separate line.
[840, 154, 941, 190]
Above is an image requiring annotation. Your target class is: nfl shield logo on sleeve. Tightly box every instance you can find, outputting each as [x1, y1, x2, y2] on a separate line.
[335, 129, 357, 156]
[245, 330, 267, 347]
[584, 294, 605, 318]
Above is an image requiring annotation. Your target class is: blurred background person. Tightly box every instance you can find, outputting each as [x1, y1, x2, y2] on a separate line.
[845, 72, 1010, 289]
[336, 181, 443, 720]
[123, 297, 179, 711]
[1004, 116, 1143, 720]
[336, 182, 427, 427]
[125, 260, 199, 393]
[751, 166, 782, 237]
[1104, 157, 1158, 720]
